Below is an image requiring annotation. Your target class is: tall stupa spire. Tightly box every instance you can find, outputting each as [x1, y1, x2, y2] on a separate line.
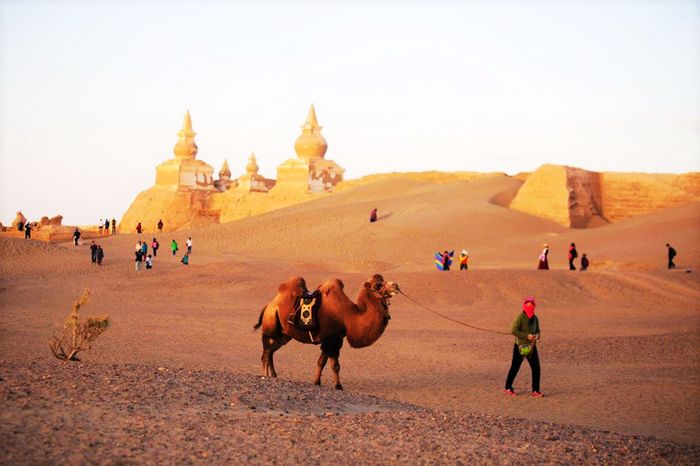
[304, 105, 320, 131]
[173, 110, 198, 158]
[181, 110, 195, 136]
[294, 104, 327, 159]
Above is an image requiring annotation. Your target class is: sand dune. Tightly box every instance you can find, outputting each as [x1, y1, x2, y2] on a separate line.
[1, 175, 699, 462]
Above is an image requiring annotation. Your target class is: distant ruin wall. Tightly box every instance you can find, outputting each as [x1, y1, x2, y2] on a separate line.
[600, 172, 700, 222]
[510, 164, 700, 228]
[509, 164, 571, 227]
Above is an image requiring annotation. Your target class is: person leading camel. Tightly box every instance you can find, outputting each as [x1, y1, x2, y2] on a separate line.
[504, 296, 543, 397]
[253, 274, 400, 390]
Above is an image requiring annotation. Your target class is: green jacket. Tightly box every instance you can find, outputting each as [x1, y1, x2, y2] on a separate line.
[511, 312, 541, 346]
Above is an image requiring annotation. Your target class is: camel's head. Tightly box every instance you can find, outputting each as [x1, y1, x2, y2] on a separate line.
[364, 274, 400, 311]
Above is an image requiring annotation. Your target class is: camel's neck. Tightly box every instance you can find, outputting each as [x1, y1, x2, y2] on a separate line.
[344, 290, 389, 349]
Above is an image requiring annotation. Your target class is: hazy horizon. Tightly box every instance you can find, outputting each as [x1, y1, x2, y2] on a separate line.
[1, 0, 699, 225]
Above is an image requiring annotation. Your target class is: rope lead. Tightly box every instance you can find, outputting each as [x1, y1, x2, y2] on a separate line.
[399, 290, 511, 336]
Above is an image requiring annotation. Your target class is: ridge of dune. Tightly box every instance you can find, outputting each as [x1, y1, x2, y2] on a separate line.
[335, 170, 507, 190]
[178, 175, 699, 271]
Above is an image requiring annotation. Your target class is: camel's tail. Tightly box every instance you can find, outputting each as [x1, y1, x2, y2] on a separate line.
[253, 306, 265, 331]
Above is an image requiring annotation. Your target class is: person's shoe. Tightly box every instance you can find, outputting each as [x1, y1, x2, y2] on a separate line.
[503, 388, 516, 396]
[531, 391, 544, 397]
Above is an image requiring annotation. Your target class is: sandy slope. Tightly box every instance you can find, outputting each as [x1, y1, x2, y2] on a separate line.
[1, 176, 699, 462]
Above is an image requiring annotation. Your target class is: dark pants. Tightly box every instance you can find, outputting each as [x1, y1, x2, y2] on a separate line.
[460, 264, 468, 270]
[91, 253, 96, 263]
[153, 248, 158, 257]
[187, 246, 192, 254]
[569, 259, 576, 270]
[668, 258, 676, 269]
[505, 344, 540, 392]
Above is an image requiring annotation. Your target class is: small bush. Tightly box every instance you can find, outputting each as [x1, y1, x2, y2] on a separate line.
[49, 289, 110, 361]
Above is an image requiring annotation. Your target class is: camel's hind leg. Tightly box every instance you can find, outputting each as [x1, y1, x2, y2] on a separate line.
[261, 333, 290, 377]
[319, 336, 344, 390]
[260, 312, 291, 378]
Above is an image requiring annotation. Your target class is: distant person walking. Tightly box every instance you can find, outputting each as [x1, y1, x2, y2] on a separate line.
[438, 250, 451, 271]
[145, 254, 153, 270]
[504, 297, 543, 397]
[459, 250, 469, 270]
[90, 241, 98, 263]
[99, 219, 104, 235]
[580, 254, 589, 271]
[136, 222, 143, 234]
[151, 238, 160, 257]
[181, 253, 189, 265]
[666, 244, 677, 269]
[537, 244, 549, 270]
[24, 223, 31, 239]
[171, 239, 178, 256]
[135, 240, 142, 253]
[135, 249, 143, 271]
[140, 241, 148, 259]
[568, 243, 578, 271]
[186, 237, 192, 254]
[96, 245, 104, 265]
[73, 228, 81, 246]
[157, 219, 164, 233]
[370, 208, 378, 223]
[111, 218, 117, 234]
[104, 218, 110, 235]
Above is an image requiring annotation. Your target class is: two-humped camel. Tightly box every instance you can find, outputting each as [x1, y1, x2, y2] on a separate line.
[253, 274, 399, 390]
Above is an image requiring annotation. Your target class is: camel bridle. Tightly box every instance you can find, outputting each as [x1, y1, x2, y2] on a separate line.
[368, 283, 399, 313]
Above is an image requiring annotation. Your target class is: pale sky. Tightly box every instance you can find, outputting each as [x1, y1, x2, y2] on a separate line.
[1, 0, 699, 225]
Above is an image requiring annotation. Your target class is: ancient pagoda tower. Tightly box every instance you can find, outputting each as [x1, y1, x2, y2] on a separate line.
[236, 153, 272, 193]
[214, 159, 234, 191]
[119, 111, 218, 232]
[275, 105, 344, 193]
[154, 111, 215, 189]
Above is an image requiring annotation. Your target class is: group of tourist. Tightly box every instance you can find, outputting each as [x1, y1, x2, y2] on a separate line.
[18, 220, 32, 239]
[89, 241, 105, 265]
[538, 243, 589, 271]
[436, 250, 469, 271]
[135, 219, 165, 235]
[98, 218, 117, 235]
[431, 243, 682, 272]
[131, 234, 192, 270]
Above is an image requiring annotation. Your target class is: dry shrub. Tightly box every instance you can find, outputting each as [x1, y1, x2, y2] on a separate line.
[49, 289, 110, 361]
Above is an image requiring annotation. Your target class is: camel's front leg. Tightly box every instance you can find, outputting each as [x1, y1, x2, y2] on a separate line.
[330, 356, 342, 390]
[320, 336, 344, 390]
[313, 352, 329, 386]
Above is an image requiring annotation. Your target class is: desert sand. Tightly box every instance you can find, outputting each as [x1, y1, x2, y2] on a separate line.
[1, 176, 699, 463]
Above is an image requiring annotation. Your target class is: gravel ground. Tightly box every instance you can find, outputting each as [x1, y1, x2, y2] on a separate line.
[1, 360, 698, 465]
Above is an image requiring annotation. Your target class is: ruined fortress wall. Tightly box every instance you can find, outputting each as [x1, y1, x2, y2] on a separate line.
[510, 164, 699, 228]
[600, 172, 700, 222]
[566, 167, 604, 228]
[509, 164, 571, 226]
